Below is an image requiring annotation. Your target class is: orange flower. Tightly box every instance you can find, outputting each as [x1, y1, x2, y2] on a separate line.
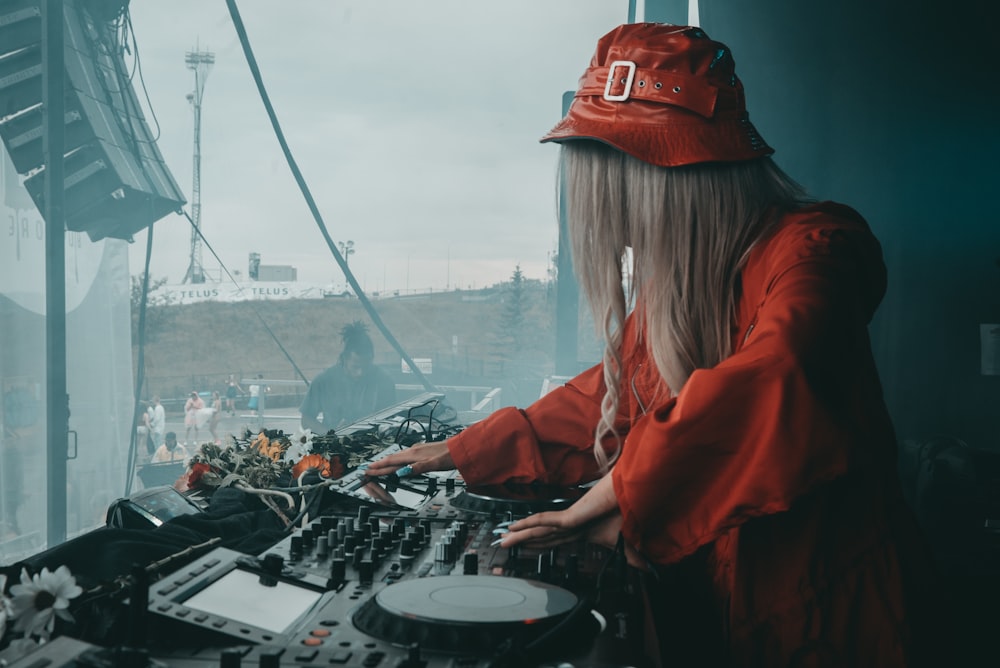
[253, 433, 284, 461]
[292, 454, 331, 479]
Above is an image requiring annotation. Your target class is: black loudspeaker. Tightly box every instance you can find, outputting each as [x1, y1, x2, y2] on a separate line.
[0, 0, 186, 241]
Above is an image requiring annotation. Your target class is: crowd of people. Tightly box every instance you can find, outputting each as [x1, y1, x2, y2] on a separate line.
[134, 322, 399, 468]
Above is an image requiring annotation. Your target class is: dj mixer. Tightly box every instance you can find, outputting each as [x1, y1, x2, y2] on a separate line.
[7, 401, 655, 668]
[136, 451, 652, 667]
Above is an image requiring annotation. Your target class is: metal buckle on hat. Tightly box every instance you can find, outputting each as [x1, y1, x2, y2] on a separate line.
[603, 60, 636, 102]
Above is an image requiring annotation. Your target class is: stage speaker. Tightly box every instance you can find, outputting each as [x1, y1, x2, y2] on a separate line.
[0, 0, 185, 241]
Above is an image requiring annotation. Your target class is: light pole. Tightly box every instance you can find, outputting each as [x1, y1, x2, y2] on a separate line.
[183, 47, 215, 284]
[338, 240, 355, 266]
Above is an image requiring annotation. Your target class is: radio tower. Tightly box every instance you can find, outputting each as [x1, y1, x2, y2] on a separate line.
[182, 47, 215, 284]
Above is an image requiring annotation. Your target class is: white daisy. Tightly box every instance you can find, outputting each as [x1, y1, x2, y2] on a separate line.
[282, 427, 315, 464]
[282, 441, 309, 464]
[291, 427, 315, 449]
[8, 566, 82, 639]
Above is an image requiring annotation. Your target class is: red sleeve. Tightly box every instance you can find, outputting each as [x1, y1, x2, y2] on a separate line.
[613, 216, 894, 564]
[448, 363, 610, 487]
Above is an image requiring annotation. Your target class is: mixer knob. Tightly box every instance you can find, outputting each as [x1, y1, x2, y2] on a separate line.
[426, 477, 437, 495]
[321, 516, 336, 532]
[329, 556, 346, 584]
[392, 518, 407, 538]
[289, 536, 303, 560]
[327, 529, 338, 549]
[434, 542, 447, 563]
[358, 505, 371, 523]
[258, 649, 281, 667]
[353, 546, 367, 568]
[336, 520, 347, 541]
[344, 535, 357, 555]
[463, 551, 478, 575]
[358, 558, 374, 585]
[219, 648, 242, 668]
[261, 553, 284, 576]
[311, 519, 325, 535]
[300, 528, 314, 551]
[445, 477, 455, 493]
[400, 537, 415, 559]
[316, 535, 329, 558]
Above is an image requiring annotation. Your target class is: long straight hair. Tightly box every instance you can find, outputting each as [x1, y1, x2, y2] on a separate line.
[561, 141, 813, 471]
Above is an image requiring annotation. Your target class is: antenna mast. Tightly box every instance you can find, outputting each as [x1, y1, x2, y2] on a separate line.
[182, 48, 215, 284]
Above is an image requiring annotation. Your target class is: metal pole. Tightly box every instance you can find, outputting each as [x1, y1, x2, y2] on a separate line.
[42, 0, 67, 547]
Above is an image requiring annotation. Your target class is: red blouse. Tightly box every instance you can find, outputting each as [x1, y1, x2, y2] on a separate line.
[447, 203, 938, 666]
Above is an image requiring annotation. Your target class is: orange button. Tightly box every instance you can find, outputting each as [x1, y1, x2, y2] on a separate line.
[310, 629, 332, 637]
[302, 637, 323, 646]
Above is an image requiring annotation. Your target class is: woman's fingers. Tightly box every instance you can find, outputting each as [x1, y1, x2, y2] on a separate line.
[363, 441, 453, 478]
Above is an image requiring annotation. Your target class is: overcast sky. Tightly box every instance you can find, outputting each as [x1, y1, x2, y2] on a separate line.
[124, 1, 630, 292]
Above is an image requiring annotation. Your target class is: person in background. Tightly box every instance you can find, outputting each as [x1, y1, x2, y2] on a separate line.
[208, 390, 223, 444]
[151, 431, 187, 464]
[365, 23, 944, 667]
[150, 395, 166, 449]
[183, 391, 204, 445]
[135, 401, 154, 460]
[300, 321, 396, 433]
[247, 375, 262, 416]
[224, 374, 243, 416]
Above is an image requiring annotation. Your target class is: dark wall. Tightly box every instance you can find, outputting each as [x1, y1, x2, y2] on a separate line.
[648, 0, 1000, 448]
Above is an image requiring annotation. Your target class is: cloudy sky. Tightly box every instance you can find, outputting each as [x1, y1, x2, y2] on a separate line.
[124, 1, 633, 293]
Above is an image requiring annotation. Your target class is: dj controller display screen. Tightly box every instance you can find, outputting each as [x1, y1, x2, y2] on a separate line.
[182, 568, 323, 634]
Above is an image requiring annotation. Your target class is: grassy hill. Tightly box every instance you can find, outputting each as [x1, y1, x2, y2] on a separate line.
[134, 281, 601, 412]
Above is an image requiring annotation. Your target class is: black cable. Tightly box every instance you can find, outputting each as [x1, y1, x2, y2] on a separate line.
[122, 7, 162, 142]
[124, 223, 155, 494]
[224, 0, 436, 393]
[182, 209, 311, 388]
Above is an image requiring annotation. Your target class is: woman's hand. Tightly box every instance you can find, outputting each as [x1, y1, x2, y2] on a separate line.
[364, 440, 454, 478]
[500, 473, 617, 548]
[498, 473, 648, 568]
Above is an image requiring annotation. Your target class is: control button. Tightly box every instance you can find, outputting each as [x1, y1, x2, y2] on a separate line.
[262, 552, 285, 575]
[220, 648, 242, 668]
[259, 649, 283, 668]
[193, 614, 209, 622]
[174, 574, 193, 585]
[301, 637, 323, 647]
[362, 651, 385, 667]
[212, 620, 228, 628]
[205, 558, 221, 567]
[309, 629, 331, 637]
[175, 609, 190, 618]
[295, 649, 319, 661]
[318, 619, 340, 627]
[328, 651, 353, 665]
[157, 584, 178, 595]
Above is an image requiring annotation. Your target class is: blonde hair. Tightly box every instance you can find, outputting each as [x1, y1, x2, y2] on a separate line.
[561, 141, 812, 471]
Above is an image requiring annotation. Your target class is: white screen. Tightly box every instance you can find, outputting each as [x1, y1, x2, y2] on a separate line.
[183, 569, 322, 634]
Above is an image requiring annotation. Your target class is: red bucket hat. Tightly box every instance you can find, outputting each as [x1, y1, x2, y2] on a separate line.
[540, 23, 773, 167]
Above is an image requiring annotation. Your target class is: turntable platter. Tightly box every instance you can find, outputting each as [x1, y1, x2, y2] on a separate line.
[353, 575, 579, 654]
[450, 483, 585, 516]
